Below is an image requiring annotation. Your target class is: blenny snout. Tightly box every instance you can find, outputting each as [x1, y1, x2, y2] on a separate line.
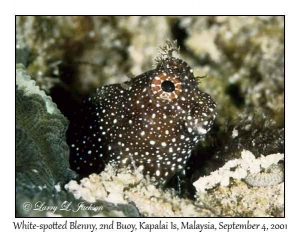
[183, 92, 216, 136]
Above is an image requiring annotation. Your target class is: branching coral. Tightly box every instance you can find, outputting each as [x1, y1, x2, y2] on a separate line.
[65, 165, 215, 217]
[193, 150, 284, 193]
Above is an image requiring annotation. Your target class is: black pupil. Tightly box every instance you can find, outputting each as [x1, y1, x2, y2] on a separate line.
[161, 80, 175, 92]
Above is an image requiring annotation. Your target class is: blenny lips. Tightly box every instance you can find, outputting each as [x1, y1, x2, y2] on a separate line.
[68, 43, 216, 184]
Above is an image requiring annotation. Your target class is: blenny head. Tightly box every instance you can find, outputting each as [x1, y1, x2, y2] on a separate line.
[148, 55, 216, 139]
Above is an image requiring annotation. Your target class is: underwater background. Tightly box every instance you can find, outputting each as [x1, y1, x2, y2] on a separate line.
[16, 16, 284, 217]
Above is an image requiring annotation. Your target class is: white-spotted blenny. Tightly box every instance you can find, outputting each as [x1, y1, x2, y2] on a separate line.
[68, 45, 217, 184]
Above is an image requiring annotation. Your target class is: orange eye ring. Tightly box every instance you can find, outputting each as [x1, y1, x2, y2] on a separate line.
[150, 72, 182, 101]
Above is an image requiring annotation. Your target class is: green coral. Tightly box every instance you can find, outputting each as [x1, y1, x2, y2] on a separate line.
[16, 65, 139, 217]
[16, 64, 75, 215]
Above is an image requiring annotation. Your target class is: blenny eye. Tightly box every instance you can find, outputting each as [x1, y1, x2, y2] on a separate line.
[161, 80, 175, 92]
[150, 72, 182, 101]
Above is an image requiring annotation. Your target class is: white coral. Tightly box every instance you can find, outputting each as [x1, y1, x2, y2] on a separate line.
[193, 150, 284, 193]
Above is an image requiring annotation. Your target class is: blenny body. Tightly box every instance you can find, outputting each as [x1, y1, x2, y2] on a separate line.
[68, 46, 216, 184]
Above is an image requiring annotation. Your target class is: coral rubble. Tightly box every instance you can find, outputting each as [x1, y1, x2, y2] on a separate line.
[66, 150, 284, 217]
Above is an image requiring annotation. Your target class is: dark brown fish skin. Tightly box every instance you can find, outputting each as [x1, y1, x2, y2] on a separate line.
[68, 56, 216, 184]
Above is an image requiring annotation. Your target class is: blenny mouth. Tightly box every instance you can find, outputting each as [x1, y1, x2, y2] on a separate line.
[183, 102, 217, 137]
[183, 116, 210, 136]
